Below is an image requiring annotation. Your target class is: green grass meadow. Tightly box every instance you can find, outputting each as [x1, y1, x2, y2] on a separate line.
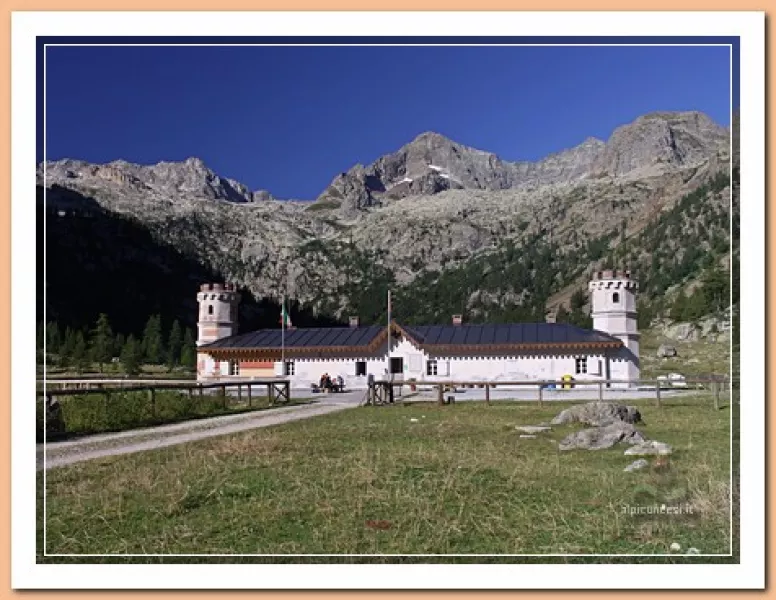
[37, 390, 306, 442]
[38, 394, 736, 562]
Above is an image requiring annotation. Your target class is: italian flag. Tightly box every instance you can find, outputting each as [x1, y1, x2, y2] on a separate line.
[280, 301, 293, 328]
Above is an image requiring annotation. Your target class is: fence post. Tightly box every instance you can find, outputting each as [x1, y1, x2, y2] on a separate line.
[598, 381, 603, 402]
[538, 385, 543, 408]
[485, 383, 490, 405]
[248, 383, 252, 407]
[148, 388, 156, 418]
[655, 382, 662, 409]
[437, 384, 444, 406]
[238, 384, 242, 404]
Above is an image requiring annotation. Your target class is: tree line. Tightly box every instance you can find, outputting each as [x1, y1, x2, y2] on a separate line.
[37, 313, 197, 375]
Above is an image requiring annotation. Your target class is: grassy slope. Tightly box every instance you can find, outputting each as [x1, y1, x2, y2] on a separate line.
[39, 397, 733, 560]
[640, 331, 731, 379]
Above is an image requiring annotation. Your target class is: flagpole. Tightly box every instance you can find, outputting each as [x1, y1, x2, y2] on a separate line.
[281, 293, 285, 376]
[387, 289, 391, 379]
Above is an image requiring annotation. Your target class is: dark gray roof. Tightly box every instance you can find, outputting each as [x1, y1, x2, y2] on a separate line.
[200, 322, 622, 351]
[200, 325, 385, 350]
[401, 323, 620, 347]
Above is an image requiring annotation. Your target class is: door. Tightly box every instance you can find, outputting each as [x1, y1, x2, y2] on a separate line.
[390, 357, 404, 374]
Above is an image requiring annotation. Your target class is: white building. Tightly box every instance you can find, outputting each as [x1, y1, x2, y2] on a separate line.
[196, 270, 640, 389]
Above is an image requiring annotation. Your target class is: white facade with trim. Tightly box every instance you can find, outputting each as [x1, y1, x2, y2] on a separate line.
[196, 270, 640, 390]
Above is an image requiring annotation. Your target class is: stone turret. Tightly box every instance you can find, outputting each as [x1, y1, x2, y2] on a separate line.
[196, 282, 240, 347]
[589, 269, 640, 385]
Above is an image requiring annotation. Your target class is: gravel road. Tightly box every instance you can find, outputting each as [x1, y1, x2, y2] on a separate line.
[38, 391, 365, 471]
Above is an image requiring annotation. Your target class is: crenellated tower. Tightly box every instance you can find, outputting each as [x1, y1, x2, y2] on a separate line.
[588, 269, 640, 385]
[196, 282, 240, 347]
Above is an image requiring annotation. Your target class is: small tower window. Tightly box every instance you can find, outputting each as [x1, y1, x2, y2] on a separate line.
[612, 292, 620, 304]
[208, 305, 214, 315]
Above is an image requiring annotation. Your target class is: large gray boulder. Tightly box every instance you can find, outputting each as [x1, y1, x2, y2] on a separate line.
[550, 402, 643, 427]
[558, 422, 647, 451]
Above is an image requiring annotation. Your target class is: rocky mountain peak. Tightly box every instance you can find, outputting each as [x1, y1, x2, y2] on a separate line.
[310, 110, 729, 212]
[37, 156, 268, 204]
[410, 130, 452, 144]
[590, 110, 729, 179]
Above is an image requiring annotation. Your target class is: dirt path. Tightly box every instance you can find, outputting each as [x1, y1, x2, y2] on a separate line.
[38, 391, 365, 471]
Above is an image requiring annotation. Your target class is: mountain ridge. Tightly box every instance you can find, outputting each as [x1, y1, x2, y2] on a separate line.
[39, 110, 729, 208]
[38, 109, 737, 332]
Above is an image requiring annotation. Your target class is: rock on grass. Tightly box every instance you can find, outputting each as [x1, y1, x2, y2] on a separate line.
[550, 402, 643, 427]
[624, 441, 673, 456]
[559, 422, 647, 451]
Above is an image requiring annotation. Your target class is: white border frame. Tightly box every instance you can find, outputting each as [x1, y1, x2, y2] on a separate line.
[12, 10, 765, 590]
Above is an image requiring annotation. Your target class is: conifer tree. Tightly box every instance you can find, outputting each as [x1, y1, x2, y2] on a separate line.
[36, 322, 45, 352]
[114, 333, 125, 358]
[167, 320, 183, 370]
[684, 288, 709, 323]
[142, 314, 164, 365]
[180, 328, 196, 369]
[701, 266, 730, 315]
[120, 335, 142, 376]
[46, 322, 61, 354]
[59, 327, 76, 369]
[670, 290, 688, 322]
[72, 331, 88, 373]
[89, 313, 113, 373]
[555, 304, 569, 323]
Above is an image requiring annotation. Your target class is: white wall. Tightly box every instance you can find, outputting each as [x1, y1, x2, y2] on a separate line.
[280, 355, 388, 390]
[197, 335, 638, 389]
[196, 352, 231, 380]
[384, 336, 617, 390]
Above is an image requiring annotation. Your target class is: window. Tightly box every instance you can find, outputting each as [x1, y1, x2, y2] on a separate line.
[284, 361, 295, 376]
[575, 357, 587, 375]
[355, 361, 367, 376]
[427, 360, 438, 376]
[208, 304, 214, 315]
[612, 292, 620, 304]
[229, 360, 240, 376]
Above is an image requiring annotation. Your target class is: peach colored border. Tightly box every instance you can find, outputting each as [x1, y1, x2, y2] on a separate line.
[3, 4, 767, 600]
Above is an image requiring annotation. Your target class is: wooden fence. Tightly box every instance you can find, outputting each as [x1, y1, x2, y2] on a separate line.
[37, 378, 292, 411]
[365, 376, 731, 410]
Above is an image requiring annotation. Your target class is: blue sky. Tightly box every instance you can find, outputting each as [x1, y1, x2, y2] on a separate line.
[42, 43, 735, 200]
